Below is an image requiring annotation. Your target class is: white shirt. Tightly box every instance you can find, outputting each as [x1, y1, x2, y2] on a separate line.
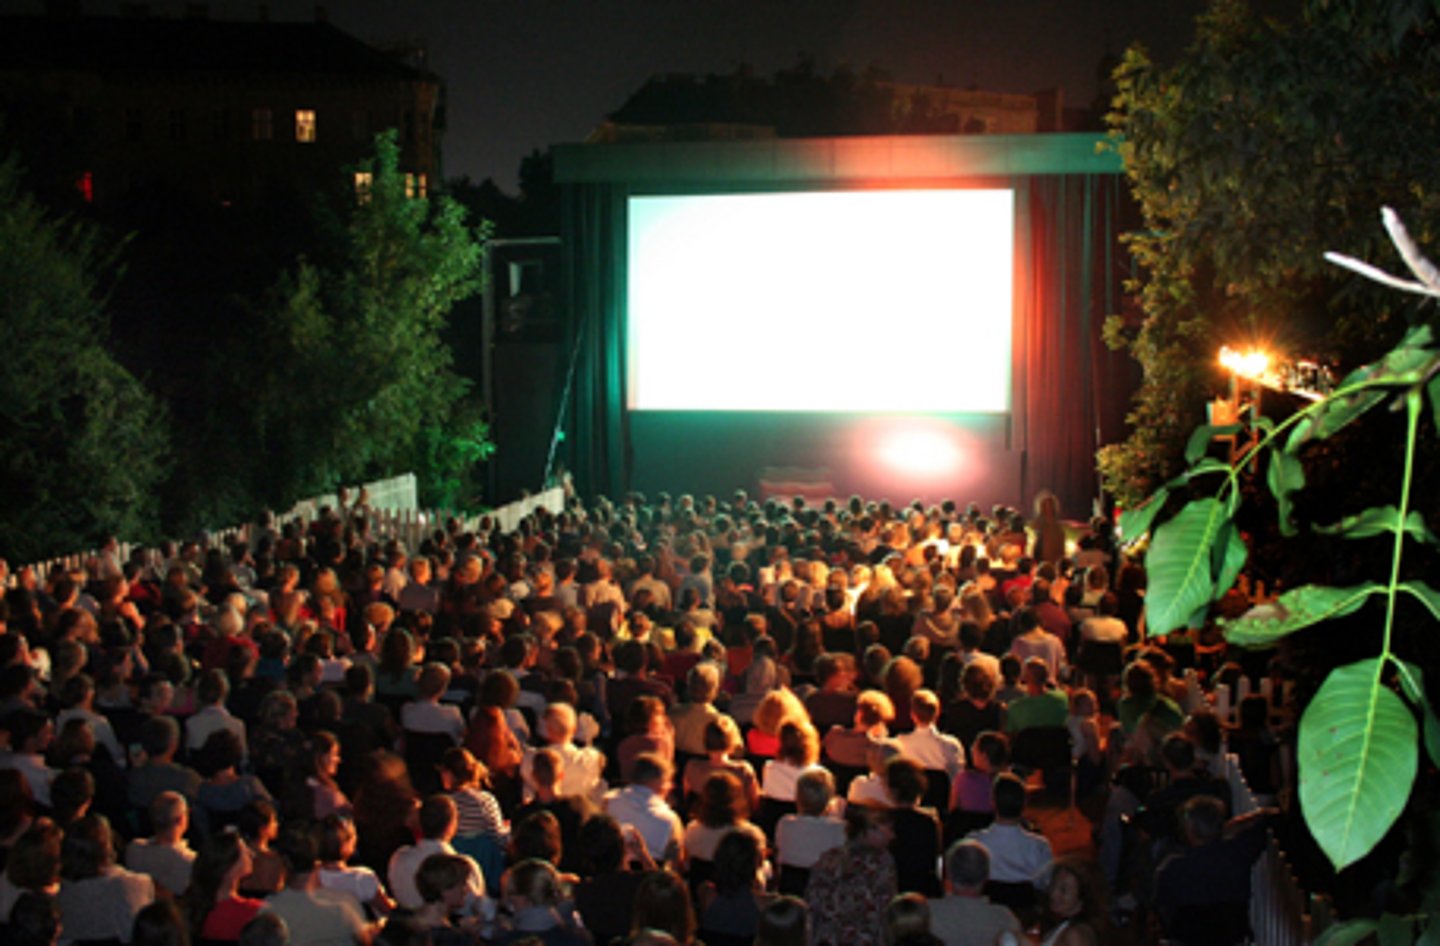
[400, 701, 465, 743]
[318, 865, 385, 905]
[604, 784, 683, 861]
[125, 838, 196, 896]
[522, 741, 608, 804]
[185, 704, 247, 756]
[775, 814, 847, 868]
[760, 760, 826, 802]
[387, 837, 485, 910]
[895, 725, 966, 779]
[966, 821, 1053, 887]
[0, 751, 54, 807]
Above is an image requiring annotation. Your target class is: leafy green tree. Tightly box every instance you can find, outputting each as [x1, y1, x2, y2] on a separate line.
[0, 153, 170, 560]
[244, 131, 493, 511]
[1100, 0, 1440, 506]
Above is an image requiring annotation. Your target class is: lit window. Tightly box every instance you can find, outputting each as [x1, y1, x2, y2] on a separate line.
[295, 109, 316, 143]
[251, 107, 273, 141]
[404, 173, 429, 199]
[354, 171, 373, 204]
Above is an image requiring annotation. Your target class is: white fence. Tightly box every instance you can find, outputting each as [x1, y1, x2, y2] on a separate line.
[6, 476, 565, 587]
[1224, 753, 1313, 945]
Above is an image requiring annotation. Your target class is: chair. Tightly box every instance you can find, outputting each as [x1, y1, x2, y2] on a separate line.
[754, 797, 797, 843]
[824, 762, 867, 798]
[686, 856, 715, 899]
[1010, 726, 1072, 796]
[920, 769, 951, 812]
[984, 880, 1036, 915]
[451, 832, 507, 895]
[403, 729, 458, 796]
[776, 864, 811, 896]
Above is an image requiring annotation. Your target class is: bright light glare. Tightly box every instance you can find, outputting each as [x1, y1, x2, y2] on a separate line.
[877, 428, 963, 476]
[1219, 346, 1271, 380]
[627, 190, 1014, 412]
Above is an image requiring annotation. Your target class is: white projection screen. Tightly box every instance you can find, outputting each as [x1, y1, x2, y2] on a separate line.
[626, 189, 1014, 412]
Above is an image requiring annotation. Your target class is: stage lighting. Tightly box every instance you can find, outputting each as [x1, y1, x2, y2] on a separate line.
[878, 428, 963, 476]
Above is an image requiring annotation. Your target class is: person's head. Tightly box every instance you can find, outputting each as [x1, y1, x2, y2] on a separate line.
[630, 753, 671, 794]
[685, 663, 721, 704]
[883, 893, 930, 946]
[1022, 657, 1049, 692]
[777, 720, 819, 767]
[1179, 794, 1228, 847]
[259, 690, 299, 731]
[755, 896, 809, 946]
[1123, 660, 1158, 699]
[8, 892, 60, 946]
[510, 810, 563, 865]
[844, 805, 894, 849]
[274, 821, 319, 879]
[189, 830, 253, 930]
[752, 688, 807, 737]
[632, 870, 696, 945]
[237, 799, 280, 845]
[415, 853, 473, 909]
[318, 813, 359, 864]
[6, 818, 62, 891]
[1069, 688, 1097, 718]
[60, 813, 114, 880]
[711, 829, 762, 895]
[416, 663, 451, 702]
[1160, 733, 1197, 774]
[131, 898, 190, 946]
[505, 858, 564, 912]
[698, 772, 746, 827]
[702, 716, 742, 757]
[540, 701, 578, 744]
[197, 669, 229, 707]
[418, 794, 459, 842]
[577, 814, 626, 875]
[150, 791, 188, 839]
[239, 914, 289, 946]
[909, 689, 940, 727]
[794, 768, 835, 817]
[196, 729, 244, 778]
[944, 840, 991, 894]
[884, 756, 928, 807]
[1046, 857, 1107, 926]
[855, 690, 896, 731]
[991, 772, 1027, 821]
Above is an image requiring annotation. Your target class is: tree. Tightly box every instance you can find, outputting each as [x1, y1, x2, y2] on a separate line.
[0, 152, 169, 561]
[243, 131, 493, 511]
[1099, 0, 1440, 507]
[1122, 209, 1440, 935]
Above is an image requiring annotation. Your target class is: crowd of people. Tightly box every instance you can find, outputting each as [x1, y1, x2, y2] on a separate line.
[0, 488, 1294, 946]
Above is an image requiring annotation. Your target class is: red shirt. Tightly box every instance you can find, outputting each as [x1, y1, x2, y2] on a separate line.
[202, 896, 264, 941]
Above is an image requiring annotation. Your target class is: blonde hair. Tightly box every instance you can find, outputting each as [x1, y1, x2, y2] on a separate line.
[752, 688, 809, 737]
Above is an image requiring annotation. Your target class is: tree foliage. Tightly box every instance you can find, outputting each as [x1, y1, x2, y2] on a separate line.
[243, 131, 493, 511]
[1099, 0, 1440, 506]
[1121, 209, 1440, 894]
[0, 153, 169, 560]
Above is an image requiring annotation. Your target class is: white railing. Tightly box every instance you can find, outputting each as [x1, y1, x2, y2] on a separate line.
[1224, 752, 1312, 946]
[5, 477, 564, 587]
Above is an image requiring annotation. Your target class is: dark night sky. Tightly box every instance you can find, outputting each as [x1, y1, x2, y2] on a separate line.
[7, 0, 1235, 187]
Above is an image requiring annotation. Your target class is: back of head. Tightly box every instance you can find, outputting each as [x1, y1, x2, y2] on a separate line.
[756, 896, 809, 946]
[991, 773, 1026, 820]
[418, 794, 459, 840]
[274, 822, 319, 877]
[945, 840, 991, 892]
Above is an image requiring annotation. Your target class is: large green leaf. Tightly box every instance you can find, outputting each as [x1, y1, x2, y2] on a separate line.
[1396, 662, 1440, 771]
[1211, 522, 1247, 600]
[1400, 581, 1440, 622]
[1145, 497, 1228, 636]
[1186, 423, 1241, 463]
[1266, 451, 1305, 537]
[1118, 487, 1169, 544]
[1222, 583, 1381, 647]
[1315, 506, 1439, 545]
[1288, 344, 1433, 452]
[1299, 659, 1418, 871]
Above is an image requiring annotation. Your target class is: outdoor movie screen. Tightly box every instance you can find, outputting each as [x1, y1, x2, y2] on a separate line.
[626, 188, 1014, 413]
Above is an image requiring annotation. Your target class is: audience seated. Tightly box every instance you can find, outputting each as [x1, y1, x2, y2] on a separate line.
[0, 486, 1305, 946]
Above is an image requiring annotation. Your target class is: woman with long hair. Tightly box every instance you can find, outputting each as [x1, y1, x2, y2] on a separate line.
[463, 704, 524, 817]
[185, 828, 260, 942]
[682, 772, 766, 867]
[304, 731, 351, 819]
[55, 814, 155, 944]
[631, 870, 698, 946]
[352, 750, 421, 873]
[1032, 857, 1108, 946]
